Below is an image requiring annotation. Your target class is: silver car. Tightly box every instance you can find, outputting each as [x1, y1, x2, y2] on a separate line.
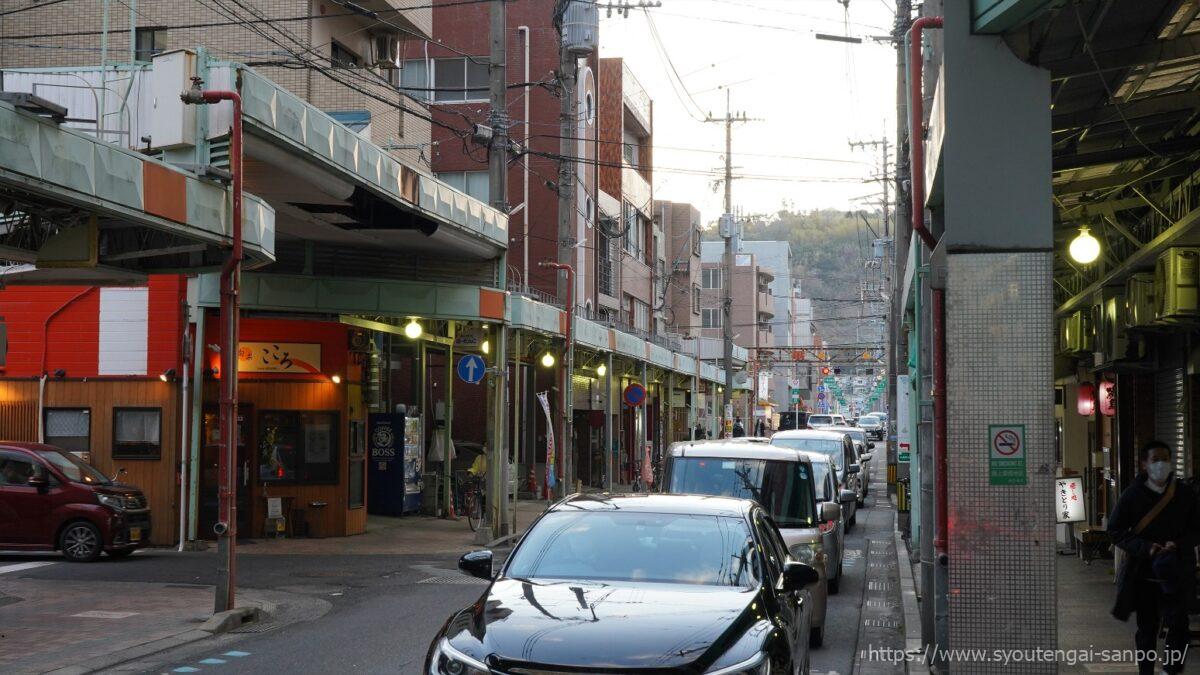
[803, 452, 849, 594]
[827, 426, 875, 506]
[771, 429, 861, 530]
[663, 440, 839, 648]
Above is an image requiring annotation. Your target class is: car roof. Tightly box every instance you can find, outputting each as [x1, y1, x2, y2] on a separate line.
[0, 442, 61, 453]
[800, 451, 833, 466]
[669, 440, 810, 462]
[771, 429, 847, 441]
[551, 493, 754, 517]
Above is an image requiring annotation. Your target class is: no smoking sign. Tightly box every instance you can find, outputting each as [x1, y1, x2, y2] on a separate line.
[988, 424, 1027, 486]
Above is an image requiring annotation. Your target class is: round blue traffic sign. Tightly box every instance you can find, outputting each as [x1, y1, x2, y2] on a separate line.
[623, 383, 647, 407]
[817, 392, 826, 401]
[457, 354, 486, 384]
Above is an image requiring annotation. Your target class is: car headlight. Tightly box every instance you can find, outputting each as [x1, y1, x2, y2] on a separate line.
[429, 639, 489, 675]
[97, 494, 125, 510]
[789, 542, 825, 567]
[706, 652, 771, 675]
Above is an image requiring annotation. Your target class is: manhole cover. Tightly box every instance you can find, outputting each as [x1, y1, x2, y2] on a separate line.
[417, 576, 489, 585]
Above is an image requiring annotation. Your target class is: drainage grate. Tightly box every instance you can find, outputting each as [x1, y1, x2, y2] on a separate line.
[864, 618, 900, 628]
[230, 621, 278, 634]
[417, 576, 489, 585]
[865, 599, 896, 609]
[868, 581, 893, 591]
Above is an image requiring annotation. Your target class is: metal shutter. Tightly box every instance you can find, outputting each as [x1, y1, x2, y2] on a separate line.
[1155, 368, 1187, 477]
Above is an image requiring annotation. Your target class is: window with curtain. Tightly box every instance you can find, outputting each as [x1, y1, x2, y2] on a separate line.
[45, 408, 90, 453]
[113, 408, 161, 459]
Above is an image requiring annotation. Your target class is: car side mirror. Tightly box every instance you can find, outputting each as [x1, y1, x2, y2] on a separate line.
[847, 463, 861, 475]
[868, 442, 876, 449]
[458, 550, 494, 580]
[839, 489, 857, 504]
[780, 561, 820, 593]
[861, 453, 873, 462]
[819, 500, 842, 522]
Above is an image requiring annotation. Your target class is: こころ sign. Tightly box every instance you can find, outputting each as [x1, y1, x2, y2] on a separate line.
[238, 342, 321, 374]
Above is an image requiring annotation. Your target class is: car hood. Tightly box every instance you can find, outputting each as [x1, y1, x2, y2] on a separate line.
[779, 526, 822, 548]
[444, 578, 763, 671]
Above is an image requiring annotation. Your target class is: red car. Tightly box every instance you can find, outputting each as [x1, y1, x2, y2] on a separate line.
[0, 442, 150, 561]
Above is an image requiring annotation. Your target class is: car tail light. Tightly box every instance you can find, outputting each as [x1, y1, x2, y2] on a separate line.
[818, 519, 837, 534]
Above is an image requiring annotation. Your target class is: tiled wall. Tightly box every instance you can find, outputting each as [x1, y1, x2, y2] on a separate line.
[946, 252, 1056, 673]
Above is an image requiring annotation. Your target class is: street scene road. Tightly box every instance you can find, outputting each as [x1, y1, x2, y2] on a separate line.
[0, 477, 898, 675]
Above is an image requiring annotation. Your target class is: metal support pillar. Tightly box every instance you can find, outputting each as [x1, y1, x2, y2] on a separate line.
[489, 325, 509, 538]
[604, 352, 614, 492]
[443, 323, 455, 518]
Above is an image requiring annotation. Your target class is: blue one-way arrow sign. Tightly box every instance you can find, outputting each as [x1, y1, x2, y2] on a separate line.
[457, 354, 486, 384]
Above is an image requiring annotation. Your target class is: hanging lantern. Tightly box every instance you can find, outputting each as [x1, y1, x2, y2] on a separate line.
[1076, 382, 1096, 416]
[1099, 381, 1116, 417]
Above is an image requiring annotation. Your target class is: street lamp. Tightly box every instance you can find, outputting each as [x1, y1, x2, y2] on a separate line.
[595, 363, 606, 377]
[404, 319, 423, 339]
[541, 352, 556, 368]
[1069, 227, 1101, 264]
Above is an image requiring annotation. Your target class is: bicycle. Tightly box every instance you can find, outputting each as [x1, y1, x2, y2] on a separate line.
[457, 472, 485, 532]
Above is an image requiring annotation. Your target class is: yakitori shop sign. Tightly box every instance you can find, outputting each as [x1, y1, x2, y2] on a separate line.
[238, 342, 322, 373]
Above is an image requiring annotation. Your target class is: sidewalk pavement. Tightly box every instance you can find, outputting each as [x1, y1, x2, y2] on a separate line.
[232, 498, 549, 556]
[0, 579, 324, 675]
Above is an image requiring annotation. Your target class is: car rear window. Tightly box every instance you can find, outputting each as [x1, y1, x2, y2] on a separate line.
[809, 415, 833, 425]
[667, 457, 815, 528]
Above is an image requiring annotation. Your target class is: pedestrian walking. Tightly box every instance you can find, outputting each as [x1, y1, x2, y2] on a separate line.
[732, 417, 745, 438]
[1109, 440, 1198, 675]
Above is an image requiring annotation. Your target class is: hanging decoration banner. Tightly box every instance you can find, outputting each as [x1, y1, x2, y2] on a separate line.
[537, 391, 556, 490]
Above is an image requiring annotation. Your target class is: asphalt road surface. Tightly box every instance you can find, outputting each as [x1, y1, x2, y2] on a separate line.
[8, 482, 886, 675]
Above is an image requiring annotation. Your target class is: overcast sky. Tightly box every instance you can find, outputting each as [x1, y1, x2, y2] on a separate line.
[599, 0, 898, 225]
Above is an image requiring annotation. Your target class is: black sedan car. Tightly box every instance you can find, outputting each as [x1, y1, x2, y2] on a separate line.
[426, 494, 820, 674]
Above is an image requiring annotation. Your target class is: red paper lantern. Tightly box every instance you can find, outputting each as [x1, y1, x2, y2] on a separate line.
[1099, 381, 1116, 417]
[1077, 382, 1096, 416]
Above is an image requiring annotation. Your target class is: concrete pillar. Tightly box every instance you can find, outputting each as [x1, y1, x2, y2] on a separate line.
[931, 4, 1055, 669]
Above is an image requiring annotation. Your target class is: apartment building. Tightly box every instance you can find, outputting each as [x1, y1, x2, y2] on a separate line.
[656, 200, 702, 338]
[0, 0, 433, 167]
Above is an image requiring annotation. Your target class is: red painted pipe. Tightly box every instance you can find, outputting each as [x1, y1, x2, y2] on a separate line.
[183, 84, 242, 611]
[932, 287, 948, 555]
[908, 16, 947, 555]
[908, 16, 942, 251]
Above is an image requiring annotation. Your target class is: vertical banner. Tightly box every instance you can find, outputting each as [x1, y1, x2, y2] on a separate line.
[537, 391, 557, 491]
[896, 374, 911, 463]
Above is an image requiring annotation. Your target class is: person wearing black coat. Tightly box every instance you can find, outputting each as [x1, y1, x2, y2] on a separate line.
[732, 417, 746, 438]
[1109, 440, 1199, 675]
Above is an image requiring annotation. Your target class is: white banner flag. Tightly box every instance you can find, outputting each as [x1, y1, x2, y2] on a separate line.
[537, 391, 556, 490]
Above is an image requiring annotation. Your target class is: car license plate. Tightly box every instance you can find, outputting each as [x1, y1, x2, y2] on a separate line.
[129, 527, 142, 541]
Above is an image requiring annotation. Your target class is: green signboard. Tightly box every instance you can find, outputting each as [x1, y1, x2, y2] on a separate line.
[988, 424, 1027, 486]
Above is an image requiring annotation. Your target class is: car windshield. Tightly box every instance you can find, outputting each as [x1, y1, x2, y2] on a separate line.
[668, 457, 816, 528]
[772, 438, 844, 470]
[34, 447, 110, 485]
[505, 511, 760, 588]
[809, 415, 833, 425]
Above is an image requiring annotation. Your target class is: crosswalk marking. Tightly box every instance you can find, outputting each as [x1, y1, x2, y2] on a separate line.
[0, 561, 55, 575]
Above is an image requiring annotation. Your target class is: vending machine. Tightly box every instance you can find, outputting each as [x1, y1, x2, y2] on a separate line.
[367, 412, 423, 516]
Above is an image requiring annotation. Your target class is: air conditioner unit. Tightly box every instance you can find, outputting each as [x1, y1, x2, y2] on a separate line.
[1125, 272, 1157, 328]
[1155, 247, 1200, 322]
[1058, 310, 1091, 355]
[1095, 293, 1128, 363]
[374, 34, 399, 68]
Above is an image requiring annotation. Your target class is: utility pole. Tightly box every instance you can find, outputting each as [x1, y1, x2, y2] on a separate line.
[484, 0, 510, 539]
[706, 90, 754, 437]
[555, 25, 578, 306]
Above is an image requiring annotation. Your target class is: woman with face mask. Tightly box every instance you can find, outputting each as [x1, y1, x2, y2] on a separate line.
[1109, 440, 1199, 675]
